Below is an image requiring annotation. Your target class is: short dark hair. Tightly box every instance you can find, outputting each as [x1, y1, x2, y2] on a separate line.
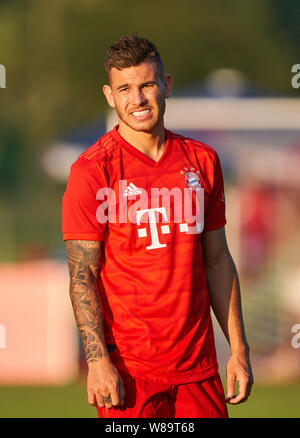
[104, 34, 165, 82]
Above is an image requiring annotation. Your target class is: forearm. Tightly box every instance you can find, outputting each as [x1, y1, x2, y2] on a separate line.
[202, 228, 253, 402]
[69, 277, 108, 363]
[205, 252, 249, 355]
[66, 240, 109, 364]
[65, 240, 125, 409]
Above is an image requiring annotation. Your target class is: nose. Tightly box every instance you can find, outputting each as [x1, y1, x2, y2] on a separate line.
[131, 87, 146, 106]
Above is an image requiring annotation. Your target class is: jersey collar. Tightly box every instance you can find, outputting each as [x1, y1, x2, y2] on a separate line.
[110, 125, 173, 168]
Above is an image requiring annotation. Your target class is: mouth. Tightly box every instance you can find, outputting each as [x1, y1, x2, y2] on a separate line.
[130, 108, 152, 120]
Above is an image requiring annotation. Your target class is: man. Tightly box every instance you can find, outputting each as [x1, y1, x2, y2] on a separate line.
[62, 34, 253, 418]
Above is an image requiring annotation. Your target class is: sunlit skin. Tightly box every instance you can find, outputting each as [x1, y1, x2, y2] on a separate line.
[103, 61, 172, 162]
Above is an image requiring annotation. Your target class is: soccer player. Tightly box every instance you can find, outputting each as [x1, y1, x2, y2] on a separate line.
[62, 34, 253, 418]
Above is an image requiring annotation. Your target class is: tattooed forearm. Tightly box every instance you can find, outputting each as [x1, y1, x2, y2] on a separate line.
[65, 240, 108, 364]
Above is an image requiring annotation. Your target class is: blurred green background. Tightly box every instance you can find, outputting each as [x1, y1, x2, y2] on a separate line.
[0, 0, 299, 418]
[0, 380, 300, 418]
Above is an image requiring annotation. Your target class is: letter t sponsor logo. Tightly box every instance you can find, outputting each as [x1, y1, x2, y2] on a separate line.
[136, 207, 170, 250]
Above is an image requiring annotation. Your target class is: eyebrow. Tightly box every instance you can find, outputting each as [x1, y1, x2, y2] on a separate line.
[116, 80, 157, 91]
[117, 83, 129, 90]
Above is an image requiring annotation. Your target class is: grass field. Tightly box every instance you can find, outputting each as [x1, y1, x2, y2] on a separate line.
[0, 380, 299, 418]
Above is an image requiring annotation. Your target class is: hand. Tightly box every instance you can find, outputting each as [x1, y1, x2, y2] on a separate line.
[226, 353, 254, 405]
[87, 356, 126, 409]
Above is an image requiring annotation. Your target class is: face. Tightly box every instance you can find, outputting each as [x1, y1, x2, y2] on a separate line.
[103, 61, 172, 134]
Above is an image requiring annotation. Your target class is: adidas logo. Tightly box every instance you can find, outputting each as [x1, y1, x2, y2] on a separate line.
[123, 183, 143, 197]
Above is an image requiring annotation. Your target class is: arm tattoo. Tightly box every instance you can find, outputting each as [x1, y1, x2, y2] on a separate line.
[65, 240, 107, 363]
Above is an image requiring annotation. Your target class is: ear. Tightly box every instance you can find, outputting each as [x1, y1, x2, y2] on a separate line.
[164, 74, 173, 99]
[103, 84, 115, 108]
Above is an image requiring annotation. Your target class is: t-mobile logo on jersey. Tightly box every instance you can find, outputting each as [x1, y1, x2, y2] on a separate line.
[136, 207, 203, 250]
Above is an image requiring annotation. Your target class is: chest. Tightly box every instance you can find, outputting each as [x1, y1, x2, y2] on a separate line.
[97, 149, 215, 248]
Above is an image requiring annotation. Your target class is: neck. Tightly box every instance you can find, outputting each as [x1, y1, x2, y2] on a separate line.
[118, 121, 166, 162]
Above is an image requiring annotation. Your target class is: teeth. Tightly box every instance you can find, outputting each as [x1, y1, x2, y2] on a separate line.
[132, 109, 150, 116]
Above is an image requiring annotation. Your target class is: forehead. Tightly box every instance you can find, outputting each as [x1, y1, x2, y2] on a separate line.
[109, 61, 159, 88]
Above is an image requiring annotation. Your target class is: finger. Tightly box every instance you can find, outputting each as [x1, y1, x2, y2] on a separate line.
[110, 386, 121, 407]
[102, 393, 113, 409]
[87, 392, 97, 407]
[245, 377, 254, 399]
[95, 392, 105, 408]
[226, 371, 236, 400]
[119, 379, 126, 405]
[228, 378, 248, 405]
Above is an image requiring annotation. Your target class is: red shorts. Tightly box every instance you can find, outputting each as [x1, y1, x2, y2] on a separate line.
[97, 371, 228, 418]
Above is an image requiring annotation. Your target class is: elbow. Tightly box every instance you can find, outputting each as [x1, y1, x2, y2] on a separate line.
[205, 249, 235, 272]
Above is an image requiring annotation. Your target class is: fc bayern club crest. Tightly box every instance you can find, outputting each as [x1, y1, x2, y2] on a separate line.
[180, 167, 202, 191]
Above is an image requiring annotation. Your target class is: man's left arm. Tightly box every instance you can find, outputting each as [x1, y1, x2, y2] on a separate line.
[202, 226, 254, 405]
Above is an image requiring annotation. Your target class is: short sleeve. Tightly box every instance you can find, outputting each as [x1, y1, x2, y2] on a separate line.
[62, 157, 107, 241]
[203, 152, 227, 232]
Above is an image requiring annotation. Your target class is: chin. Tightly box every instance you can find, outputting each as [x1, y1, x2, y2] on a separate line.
[131, 119, 160, 133]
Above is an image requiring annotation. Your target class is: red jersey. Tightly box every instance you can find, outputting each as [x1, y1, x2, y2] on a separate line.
[62, 125, 226, 384]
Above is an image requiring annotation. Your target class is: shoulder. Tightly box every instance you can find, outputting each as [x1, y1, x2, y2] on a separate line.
[169, 130, 218, 162]
[70, 130, 120, 173]
[78, 130, 120, 163]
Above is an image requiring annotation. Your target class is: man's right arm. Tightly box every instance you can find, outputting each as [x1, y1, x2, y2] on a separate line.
[65, 240, 125, 409]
